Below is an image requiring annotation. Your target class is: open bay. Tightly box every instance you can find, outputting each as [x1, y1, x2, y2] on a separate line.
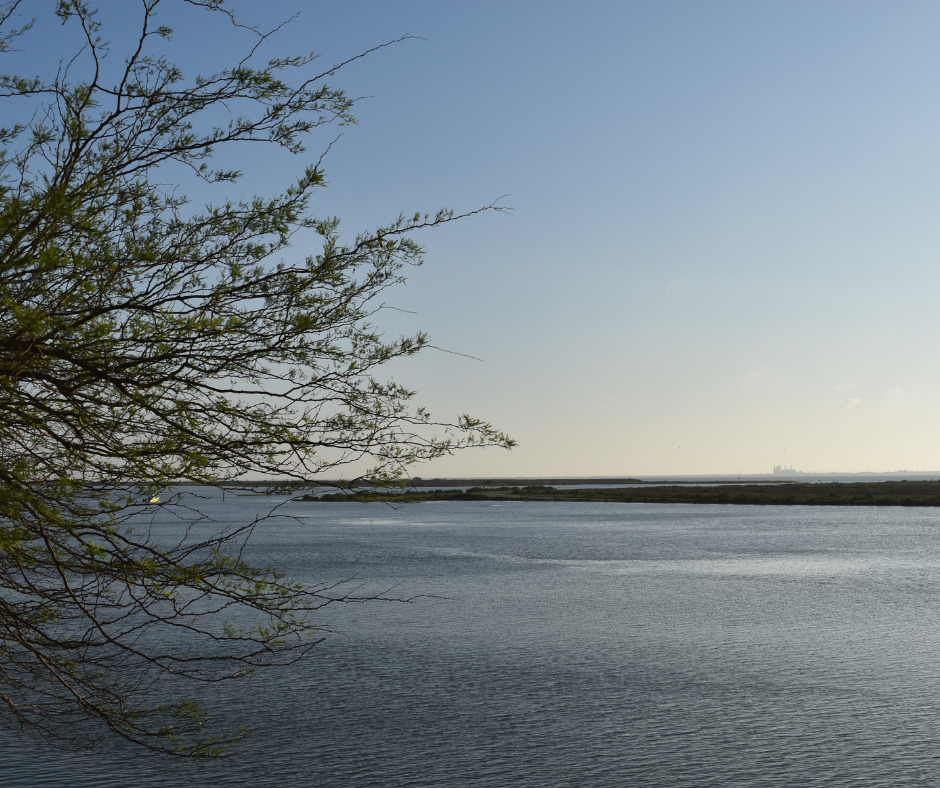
[5, 493, 940, 786]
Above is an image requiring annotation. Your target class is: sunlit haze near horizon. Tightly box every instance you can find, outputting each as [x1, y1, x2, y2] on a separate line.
[16, 1, 940, 477]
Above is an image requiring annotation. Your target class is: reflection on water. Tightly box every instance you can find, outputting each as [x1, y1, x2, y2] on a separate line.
[6, 494, 940, 787]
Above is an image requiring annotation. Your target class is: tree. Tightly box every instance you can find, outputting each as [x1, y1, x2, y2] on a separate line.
[0, 0, 512, 757]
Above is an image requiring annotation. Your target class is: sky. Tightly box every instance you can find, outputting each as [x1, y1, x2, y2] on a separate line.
[13, 1, 940, 476]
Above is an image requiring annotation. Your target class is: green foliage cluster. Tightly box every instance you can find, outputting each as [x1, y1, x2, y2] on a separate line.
[0, 0, 510, 756]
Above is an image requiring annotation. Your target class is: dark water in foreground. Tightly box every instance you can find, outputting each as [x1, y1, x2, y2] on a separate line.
[6, 494, 940, 786]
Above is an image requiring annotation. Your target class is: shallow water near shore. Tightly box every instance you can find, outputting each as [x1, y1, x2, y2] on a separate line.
[6, 492, 940, 786]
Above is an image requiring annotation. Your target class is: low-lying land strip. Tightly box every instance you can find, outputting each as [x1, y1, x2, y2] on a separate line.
[231, 477, 796, 489]
[301, 480, 940, 507]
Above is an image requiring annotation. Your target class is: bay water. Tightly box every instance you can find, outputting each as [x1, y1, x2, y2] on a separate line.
[5, 492, 940, 786]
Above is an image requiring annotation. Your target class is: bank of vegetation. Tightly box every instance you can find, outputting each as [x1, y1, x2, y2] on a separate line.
[302, 480, 940, 507]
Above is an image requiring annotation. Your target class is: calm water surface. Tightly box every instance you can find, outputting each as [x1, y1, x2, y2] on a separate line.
[6, 493, 940, 786]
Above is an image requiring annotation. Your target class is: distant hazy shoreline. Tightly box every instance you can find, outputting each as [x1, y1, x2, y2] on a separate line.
[303, 480, 940, 507]
[213, 472, 940, 489]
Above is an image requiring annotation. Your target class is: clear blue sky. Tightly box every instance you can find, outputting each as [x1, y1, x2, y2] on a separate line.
[17, 1, 940, 475]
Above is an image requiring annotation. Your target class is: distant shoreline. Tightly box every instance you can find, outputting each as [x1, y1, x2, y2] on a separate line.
[300, 480, 940, 507]
[218, 472, 940, 489]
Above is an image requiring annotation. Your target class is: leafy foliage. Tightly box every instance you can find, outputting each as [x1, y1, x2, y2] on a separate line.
[0, 0, 511, 756]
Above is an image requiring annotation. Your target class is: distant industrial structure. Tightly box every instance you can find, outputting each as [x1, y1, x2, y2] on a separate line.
[773, 465, 802, 475]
